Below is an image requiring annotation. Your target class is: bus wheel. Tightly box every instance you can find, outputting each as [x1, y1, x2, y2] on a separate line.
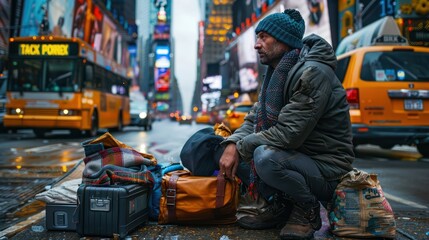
[70, 129, 83, 137]
[86, 113, 98, 137]
[33, 129, 46, 138]
[115, 114, 123, 132]
[417, 143, 429, 158]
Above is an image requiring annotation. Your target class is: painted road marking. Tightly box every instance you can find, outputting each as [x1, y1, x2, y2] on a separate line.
[355, 145, 422, 161]
[24, 143, 65, 153]
[384, 192, 428, 209]
[23, 143, 84, 154]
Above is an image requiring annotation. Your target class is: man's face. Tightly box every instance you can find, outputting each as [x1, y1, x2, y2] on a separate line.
[254, 32, 288, 68]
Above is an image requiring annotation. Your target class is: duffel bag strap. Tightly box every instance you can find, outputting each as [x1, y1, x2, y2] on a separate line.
[167, 174, 179, 223]
[216, 174, 226, 208]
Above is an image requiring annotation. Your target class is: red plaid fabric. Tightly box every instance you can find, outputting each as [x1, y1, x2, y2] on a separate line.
[83, 147, 154, 186]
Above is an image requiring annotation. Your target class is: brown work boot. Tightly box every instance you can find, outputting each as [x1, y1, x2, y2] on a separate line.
[237, 193, 293, 230]
[280, 202, 321, 240]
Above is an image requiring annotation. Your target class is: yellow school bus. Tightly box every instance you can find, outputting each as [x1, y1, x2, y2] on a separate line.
[4, 36, 131, 138]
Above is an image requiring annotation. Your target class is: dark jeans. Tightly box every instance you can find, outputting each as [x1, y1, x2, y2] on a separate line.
[236, 145, 338, 207]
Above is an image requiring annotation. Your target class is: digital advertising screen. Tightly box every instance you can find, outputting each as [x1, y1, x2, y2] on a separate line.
[154, 45, 170, 92]
[285, 0, 333, 45]
[237, 26, 258, 92]
[72, 0, 88, 40]
[154, 24, 170, 40]
[155, 45, 170, 68]
[101, 16, 117, 60]
[89, 4, 104, 51]
[20, 0, 48, 36]
[154, 67, 170, 92]
[48, 0, 75, 37]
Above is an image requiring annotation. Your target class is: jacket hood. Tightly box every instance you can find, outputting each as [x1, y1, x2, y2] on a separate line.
[300, 34, 337, 70]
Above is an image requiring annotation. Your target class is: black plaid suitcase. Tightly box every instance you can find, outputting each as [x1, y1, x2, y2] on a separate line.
[76, 184, 149, 238]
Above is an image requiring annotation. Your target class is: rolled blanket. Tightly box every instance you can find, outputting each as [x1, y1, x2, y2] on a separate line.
[82, 147, 154, 186]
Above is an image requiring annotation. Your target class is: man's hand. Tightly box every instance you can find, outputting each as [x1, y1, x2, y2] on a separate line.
[219, 143, 240, 179]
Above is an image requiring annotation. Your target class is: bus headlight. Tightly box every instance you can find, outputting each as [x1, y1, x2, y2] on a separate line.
[139, 112, 147, 119]
[59, 109, 74, 116]
[11, 108, 24, 115]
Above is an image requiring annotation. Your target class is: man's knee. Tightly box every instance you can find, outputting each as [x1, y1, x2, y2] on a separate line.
[253, 145, 271, 165]
[253, 145, 279, 177]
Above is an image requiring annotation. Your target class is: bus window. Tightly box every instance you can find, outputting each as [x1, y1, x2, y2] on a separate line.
[10, 60, 43, 91]
[94, 65, 104, 90]
[106, 71, 114, 93]
[84, 64, 94, 88]
[46, 59, 75, 92]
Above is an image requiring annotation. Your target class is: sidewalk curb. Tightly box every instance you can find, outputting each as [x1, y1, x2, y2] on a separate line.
[0, 211, 45, 239]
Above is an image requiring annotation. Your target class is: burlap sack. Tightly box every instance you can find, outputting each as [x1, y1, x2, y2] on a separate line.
[328, 169, 396, 238]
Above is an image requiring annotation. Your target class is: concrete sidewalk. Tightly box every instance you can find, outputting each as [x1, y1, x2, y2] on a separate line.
[3, 207, 429, 240]
[2, 161, 429, 240]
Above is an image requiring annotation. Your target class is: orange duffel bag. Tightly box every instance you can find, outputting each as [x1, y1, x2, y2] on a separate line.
[158, 170, 239, 225]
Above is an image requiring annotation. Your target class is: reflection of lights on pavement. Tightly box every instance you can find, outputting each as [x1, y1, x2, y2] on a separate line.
[15, 156, 23, 163]
[61, 150, 72, 163]
[138, 144, 148, 153]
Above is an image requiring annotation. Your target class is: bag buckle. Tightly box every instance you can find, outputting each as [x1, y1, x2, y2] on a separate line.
[166, 188, 176, 206]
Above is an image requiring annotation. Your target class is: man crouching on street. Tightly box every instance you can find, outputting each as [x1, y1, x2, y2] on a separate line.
[218, 9, 354, 240]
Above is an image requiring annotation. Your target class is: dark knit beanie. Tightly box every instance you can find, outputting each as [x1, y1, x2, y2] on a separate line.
[255, 9, 305, 49]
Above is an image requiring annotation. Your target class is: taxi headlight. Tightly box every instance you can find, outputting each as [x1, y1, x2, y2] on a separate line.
[139, 112, 147, 119]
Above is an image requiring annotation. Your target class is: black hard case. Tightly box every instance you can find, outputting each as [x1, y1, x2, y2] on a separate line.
[45, 203, 77, 231]
[76, 184, 149, 238]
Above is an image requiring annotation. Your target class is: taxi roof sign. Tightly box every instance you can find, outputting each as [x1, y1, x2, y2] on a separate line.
[336, 16, 409, 55]
[373, 35, 408, 45]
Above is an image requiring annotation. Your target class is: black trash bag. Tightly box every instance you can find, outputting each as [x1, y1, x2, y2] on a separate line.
[180, 127, 225, 176]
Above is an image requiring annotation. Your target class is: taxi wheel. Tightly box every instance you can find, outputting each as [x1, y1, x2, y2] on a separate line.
[379, 144, 395, 150]
[417, 143, 429, 158]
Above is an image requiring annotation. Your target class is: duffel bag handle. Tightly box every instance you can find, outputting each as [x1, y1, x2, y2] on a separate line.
[216, 174, 226, 208]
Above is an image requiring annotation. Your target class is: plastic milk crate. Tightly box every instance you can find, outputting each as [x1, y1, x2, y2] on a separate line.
[76, 184, 149, 238]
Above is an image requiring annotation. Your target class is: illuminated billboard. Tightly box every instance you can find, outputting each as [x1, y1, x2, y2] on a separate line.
[238, 26, 258, 92]
[154, 45, 170, 92]
[20, 0, 74, 37]
[89, 4, 104, 51]
[154, 24, 170, 40]
[154, 67, 170, 92]
[155, 45, 170, 68]
[285, 0, 332, 45]
[72, 0, 88, 40]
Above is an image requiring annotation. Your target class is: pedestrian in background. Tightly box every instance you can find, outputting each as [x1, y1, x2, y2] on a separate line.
[218, 9, 355, 239]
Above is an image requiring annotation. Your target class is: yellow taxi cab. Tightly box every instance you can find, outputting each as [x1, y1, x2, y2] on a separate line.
[195, 112, 211, 124]
[335, 17, 429, 157]
[209, 105, 229, 125]
[179, 114, 193, 125]
[223, 102, 253, 132]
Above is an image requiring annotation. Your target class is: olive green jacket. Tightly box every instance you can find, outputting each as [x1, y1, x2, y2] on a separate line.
[224, 34, 354, 180]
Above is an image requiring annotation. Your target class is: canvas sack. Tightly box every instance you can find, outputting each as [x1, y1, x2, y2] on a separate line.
[329, 169, 396, 238]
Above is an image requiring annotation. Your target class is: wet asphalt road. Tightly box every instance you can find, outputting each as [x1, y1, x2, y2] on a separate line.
[0, 120, 428, 239]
